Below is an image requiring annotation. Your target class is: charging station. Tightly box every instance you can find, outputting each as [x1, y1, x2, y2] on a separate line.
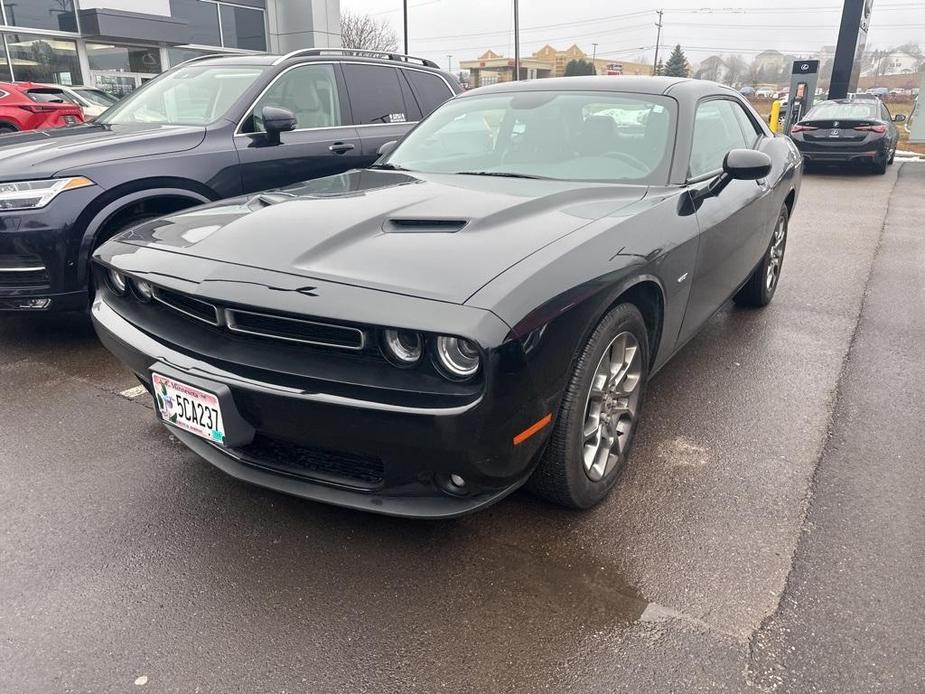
[783, 60, 820, 135]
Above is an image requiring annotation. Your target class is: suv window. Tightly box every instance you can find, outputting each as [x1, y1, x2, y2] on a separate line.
[246, 64, 342, 132]
[404, 69, 453, 117]
[689, 99, 749, 179]
[26, 89, 68, 103]
[342, 64, 413, 125]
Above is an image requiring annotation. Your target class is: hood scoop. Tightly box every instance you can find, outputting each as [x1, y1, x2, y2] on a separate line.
[382, 218, 468, 234]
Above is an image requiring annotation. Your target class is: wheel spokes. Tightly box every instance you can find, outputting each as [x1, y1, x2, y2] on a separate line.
[580, 330, 643, 482]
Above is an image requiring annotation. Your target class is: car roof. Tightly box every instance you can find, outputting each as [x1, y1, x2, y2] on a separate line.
[458, 76, 739, 99]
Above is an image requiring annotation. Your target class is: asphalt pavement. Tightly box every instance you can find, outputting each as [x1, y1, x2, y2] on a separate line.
[1, 163, 922, 693]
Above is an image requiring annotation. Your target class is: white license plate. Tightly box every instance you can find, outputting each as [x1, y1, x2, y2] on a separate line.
[152, 373, 226, 445]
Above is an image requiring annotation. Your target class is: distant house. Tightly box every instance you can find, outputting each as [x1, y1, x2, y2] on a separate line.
[694, 55, 730, 83]
[863, 49, 924, 77]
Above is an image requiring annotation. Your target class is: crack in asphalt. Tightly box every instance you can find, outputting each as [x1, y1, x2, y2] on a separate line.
[743, 166, 904, 692]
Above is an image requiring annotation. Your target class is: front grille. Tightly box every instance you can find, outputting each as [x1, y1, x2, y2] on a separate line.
[231, 435, 385, 490]
[0, 255, 49, 288]
[152, 287, 220, 326]
[226, 308, 365, 350]
[141, 284, 366, 352]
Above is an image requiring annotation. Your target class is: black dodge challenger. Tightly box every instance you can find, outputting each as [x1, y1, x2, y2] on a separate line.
[92, 76, 801, 518]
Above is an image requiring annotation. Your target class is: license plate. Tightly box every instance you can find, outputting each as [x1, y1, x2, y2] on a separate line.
[828, 129, 841, 137]
[152, 372, 226, 445]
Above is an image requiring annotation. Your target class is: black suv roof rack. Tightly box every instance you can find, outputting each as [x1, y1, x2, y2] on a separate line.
[272, 48, 439, 69]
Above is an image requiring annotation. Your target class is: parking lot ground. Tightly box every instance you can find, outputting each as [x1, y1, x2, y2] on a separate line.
[0, 163, 922, 693]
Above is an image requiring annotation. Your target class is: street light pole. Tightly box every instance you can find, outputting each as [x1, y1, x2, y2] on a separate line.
[652, 9, 664, 76]
[403, 0, 409, 55]
[447, 55, 453, 74]
[513, 0, 520, 81]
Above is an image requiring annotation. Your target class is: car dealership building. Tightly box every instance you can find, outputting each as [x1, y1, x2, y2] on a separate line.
[0, 0, 340, 96]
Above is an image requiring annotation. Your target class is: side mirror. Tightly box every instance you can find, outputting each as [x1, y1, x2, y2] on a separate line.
[377, 140, 399, 157]
[261, 106, 297, 144]
[723, 149, 773, 181]
[893, 113, 906, 123]
[691, 149, 774, 207]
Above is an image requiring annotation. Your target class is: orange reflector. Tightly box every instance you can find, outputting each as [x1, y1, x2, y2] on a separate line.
[513, 413, 552, 446]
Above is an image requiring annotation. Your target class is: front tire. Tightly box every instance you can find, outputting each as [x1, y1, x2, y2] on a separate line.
[528, 303, 649, 509]
[734, 205, 788, 308]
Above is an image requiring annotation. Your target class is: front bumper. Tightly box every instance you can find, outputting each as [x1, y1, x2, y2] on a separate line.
[0, 187, 98, 311]
[92, 296, 553, 518]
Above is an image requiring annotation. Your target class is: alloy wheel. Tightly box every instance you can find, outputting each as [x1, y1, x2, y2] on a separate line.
[581, 331, 643, 482]
[765, 214, 787, 292]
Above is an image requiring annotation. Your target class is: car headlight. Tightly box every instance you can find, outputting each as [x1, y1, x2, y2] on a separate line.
[0, 177, 94, 210]
[435, 336, 481, 379]
[382, 328, 423, 365]
[107, 269, 127, 294]
[132, 278, 153, 302]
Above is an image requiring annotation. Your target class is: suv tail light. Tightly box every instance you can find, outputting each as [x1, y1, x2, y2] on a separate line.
[18, 104, 56, 113]
[855, 124, 887, 133]
[790, 124, 817, 133]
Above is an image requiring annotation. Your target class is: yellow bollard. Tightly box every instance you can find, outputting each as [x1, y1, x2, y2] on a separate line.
[769, 100, 781, 133]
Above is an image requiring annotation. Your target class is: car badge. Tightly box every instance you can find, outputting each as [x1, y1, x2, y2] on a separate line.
[833, 121, 839, 127]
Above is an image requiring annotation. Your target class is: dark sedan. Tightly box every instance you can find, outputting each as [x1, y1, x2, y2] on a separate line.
[790, 98, 904, 174]
[92, 77, 801, 518]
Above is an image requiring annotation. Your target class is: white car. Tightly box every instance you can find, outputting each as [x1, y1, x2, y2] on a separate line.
[37, 84, 119, 120]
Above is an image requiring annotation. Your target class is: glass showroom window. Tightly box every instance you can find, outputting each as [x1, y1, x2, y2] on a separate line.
[0, 36, 12, 82]
[167, 46, 221, 67]
[3, 33, 81, 84]
[219, 4, 266, 52]
[169, 0, 221, 47]
[87, 43, 163, 75]
[1, 0, 78, 33]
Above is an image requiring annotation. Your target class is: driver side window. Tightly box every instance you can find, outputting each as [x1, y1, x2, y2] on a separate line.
[244, 64, 342, 133]
[689, 100, 749, 179]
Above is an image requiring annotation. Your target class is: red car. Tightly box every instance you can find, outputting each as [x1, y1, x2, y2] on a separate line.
[0, 82, 85, 134]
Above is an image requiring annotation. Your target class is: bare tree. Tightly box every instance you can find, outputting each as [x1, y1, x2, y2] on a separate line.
[340, 11, 399, 53]
[724, 54, 749, 86]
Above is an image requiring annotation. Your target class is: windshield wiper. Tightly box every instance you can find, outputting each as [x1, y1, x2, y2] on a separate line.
[453, 171, 551, 180]
[368, 163, 412, 171]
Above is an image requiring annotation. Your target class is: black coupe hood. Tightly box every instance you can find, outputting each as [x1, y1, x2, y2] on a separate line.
[119, 169, 647, 304]
[0, 123, 206, 181]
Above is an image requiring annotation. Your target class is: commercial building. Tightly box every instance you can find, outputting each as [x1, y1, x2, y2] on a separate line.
[460, 44, 651, 88]
[0, 0, 340, 96]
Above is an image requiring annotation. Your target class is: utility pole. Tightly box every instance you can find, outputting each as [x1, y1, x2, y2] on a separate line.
[403, 0, 409, 55]
[652, 9, 664, 76]
[513, 0, 521, 81]
[592, 42, 598, 61]
[447, 55, 453, 74]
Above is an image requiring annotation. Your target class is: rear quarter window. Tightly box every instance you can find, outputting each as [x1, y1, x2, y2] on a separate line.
[342, 64, 416, 125]
[404, 70, 454, 117]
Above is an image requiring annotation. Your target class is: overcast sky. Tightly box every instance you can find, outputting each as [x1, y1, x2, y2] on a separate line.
[341, 0, 925, 70]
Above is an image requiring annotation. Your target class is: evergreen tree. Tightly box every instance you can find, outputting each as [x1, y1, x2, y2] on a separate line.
[564, 59, 596, 76]
[663, 44, 689, 78]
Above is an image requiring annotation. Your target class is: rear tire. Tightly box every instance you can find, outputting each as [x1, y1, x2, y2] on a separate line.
[528, 303, 649, 509]
[887, 148, 896, 165]
[873, 153, 888, 175]
[0, 124, 17, 134]
[734, 205, 789, 308]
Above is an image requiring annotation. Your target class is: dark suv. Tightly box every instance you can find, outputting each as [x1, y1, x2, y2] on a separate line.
[0, 49, 461, 312]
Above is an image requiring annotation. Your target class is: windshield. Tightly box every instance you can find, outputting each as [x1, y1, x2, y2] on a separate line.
[806, 102, 880, 120]
[97, 65, 264, 126]
[380, 91, 676, 184]
[73, 88, 118, 108]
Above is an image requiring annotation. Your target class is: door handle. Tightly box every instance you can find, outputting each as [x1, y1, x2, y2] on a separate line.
[329, 142, 355, 154]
